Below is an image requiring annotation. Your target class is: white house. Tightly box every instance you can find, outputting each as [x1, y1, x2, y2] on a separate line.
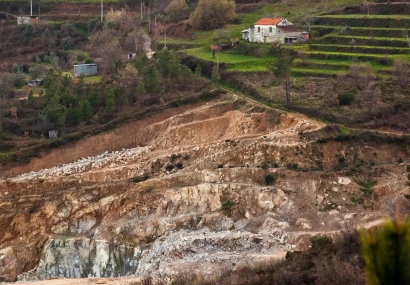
[17, 16, 38, 25]
[243, 18, 308, 44]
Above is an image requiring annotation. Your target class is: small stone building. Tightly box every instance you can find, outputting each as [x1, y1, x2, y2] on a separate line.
[17, 16, 38, 25]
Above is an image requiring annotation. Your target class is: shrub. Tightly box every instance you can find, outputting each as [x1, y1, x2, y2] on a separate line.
[286, 163, 299, 170]
[361, 218, 410, 285]
[338, 93, 355, 105]
[265, 173, 277, 185]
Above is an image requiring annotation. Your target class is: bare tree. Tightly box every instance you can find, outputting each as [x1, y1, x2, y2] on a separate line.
[302, 14, 316, 32]
[349, 62, 373, 90]
[90, 30, 122, 73]
[363, 0, 370, 15]
[117, 63, 142, 102]
[0, 72, 15, 100]
[402, 29, 410, 48]
[393, 59, 409, 89]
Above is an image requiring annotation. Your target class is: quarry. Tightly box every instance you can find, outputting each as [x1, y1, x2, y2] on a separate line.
[1, 93, 408, 284]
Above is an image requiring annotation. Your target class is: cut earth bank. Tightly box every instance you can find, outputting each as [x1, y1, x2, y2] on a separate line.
[0, 93, 408, 282]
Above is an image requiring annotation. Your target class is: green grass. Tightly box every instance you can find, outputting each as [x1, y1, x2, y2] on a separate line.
[185, 47, 273, 72]
[74, 75, 103, 84]
[0, 152, 16, 163]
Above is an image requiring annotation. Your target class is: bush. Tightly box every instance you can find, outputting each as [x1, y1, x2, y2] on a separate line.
[265, 173, 277, 185]
[338, 93, 355, 105]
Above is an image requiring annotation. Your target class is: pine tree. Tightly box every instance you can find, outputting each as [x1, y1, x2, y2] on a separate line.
[144, 65, 161, 93]
[166, 75, 172, 93]
[195, 64, 202, 78]
[78, 99, 93, 122]
[136, 82, 146, 97]
[360, 218, 410, 285]
[211, 65, 220, 82]
[105, 89, 115, 117]
[27, 89, 35, 107]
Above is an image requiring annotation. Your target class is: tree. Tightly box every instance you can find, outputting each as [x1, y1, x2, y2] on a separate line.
[301, 13, 316, 32]
[360, 218, 410, 285]
[77, 99, 93, 122]
[14, 72, 26, 88]
[143, 64, 161, 93]
[63, 22, 75, 37]
[211, 65, 220, 82]
[0, 73, 14, 100]
[29, 65, 47, 80]
[195, 64, 202, 78]
[269, 49, 296, 105]
[349, 62, 373, 90]
[118, 63, 141, 102]
[393, 59, 409, 89]
[191, 0, 236, 30]
[27, 89, 35, 107]
[136, 82, 146, 97]
[90, 30, 122, 74]
[105, 89, 116, 118]
[165, 0, 190, 23]
[402, 29, 410, 48]
[61, 37, 72, 50]
[45, 97, 67, 127]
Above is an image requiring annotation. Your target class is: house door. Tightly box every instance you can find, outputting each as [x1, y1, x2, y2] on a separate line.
[264, 36, 267, 43]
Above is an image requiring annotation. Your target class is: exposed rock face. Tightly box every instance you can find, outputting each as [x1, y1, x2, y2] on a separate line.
[35, 238, 140, 279]
[0, 94, 408, 282]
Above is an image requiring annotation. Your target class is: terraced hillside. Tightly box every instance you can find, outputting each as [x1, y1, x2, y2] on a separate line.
[296, 3, 410, 77]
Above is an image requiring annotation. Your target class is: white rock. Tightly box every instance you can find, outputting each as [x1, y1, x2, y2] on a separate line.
[296, 218, 312, 229]
[328, 210, 340, 215]
[338, 177, 352, 185]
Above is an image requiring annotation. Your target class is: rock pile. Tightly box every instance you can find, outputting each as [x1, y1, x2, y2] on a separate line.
[11, 147, 151, 181]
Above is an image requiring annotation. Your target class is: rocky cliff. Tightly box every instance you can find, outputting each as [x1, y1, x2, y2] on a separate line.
[0, 93, 408, 282]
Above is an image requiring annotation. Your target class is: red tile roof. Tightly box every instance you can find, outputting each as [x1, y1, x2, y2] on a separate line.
[278, 25, 303, 33]
[255, 18, 283, 26]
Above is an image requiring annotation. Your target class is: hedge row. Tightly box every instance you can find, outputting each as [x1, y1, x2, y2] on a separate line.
[311, 36, 409, 48]
[180, 54, 226, 77]
[315, 17, 410, 29]
[309, 44, 410, 55]
[310, 26, 410, 38]
[305, 52, 391, 62]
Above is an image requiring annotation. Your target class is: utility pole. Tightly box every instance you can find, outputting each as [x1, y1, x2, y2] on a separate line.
[30, 0, 32, 16]
[101, 0, 103, 22]
[141, 1, 143, 19]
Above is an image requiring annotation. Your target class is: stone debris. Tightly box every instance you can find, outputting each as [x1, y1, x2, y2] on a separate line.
[11, 147, 151, 181]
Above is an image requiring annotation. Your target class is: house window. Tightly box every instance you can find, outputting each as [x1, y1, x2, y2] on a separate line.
[269, 27, 272, 33]
[258, 27, 260, 33]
